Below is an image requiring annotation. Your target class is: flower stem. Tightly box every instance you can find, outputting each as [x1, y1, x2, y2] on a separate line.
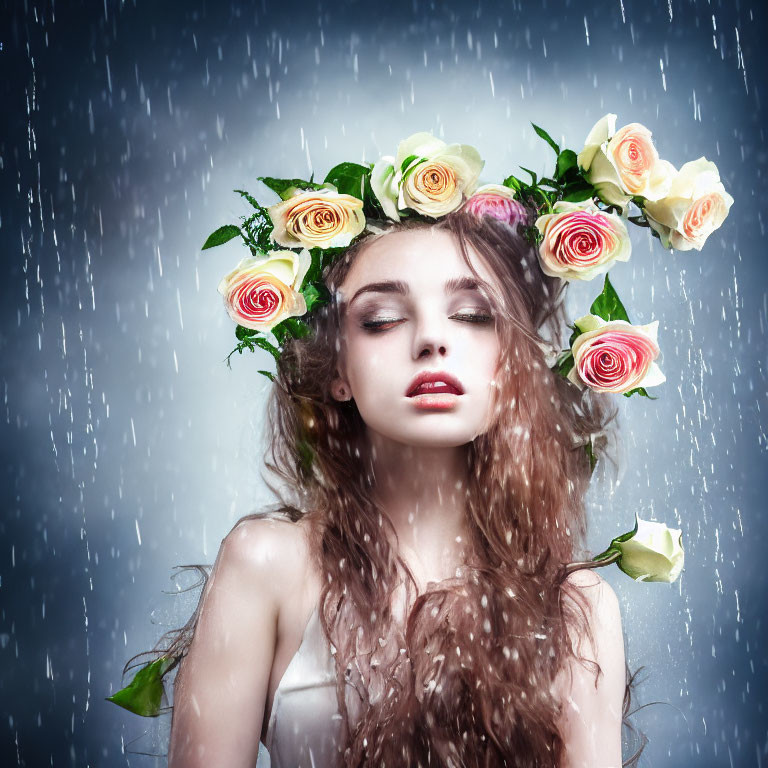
[563, 549, 620, 577]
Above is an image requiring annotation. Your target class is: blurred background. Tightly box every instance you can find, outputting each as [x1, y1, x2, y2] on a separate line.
[0, 0, 765, 765]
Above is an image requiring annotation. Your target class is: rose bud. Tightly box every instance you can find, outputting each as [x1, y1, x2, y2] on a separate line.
[609, 514, 685, 583]
[464, 183, 529, 228]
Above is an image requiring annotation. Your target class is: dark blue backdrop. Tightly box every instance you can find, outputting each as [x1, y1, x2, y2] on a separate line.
[1, 0, 766, 765]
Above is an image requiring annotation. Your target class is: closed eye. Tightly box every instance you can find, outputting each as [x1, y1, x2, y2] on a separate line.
[361, 312, 494, 332]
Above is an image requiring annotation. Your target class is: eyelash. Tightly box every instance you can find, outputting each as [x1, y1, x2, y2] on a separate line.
[361, 312, 494, 333]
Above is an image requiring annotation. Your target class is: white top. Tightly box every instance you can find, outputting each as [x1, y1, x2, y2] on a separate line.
[255, 606, 344, 767]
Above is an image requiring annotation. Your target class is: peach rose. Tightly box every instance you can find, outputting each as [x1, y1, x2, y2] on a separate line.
[577, 114, 676, 213]
[268, 187, 365, 250]
[643, 157, 734, 252]
[464, 184, 528, 227]
[534, 199, 631, 281]
[217, 249, 311, 333]
[566, 313, 665, 394]
[370, 131, 484, 220]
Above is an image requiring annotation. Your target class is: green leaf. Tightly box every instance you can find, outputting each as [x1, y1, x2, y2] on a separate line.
[202, 225, 241, 250]
[235, 325, 258, 340]
[323, 162, 370, 200]
[531, 122, 560, 156]
[502, 174, 523, 193]
[561, 187, 595, 203]
[257, 176, 325, 200]
[555, 150, 578, 181]
[106, 656, 174, 717]
[301, 283, 323, 313]
[281, 317, 312, 339]
[400, 154, 423, 174]
[519, 166, 538, 186]
[253, 335, 282, 362]
[257, 369, 276, 382]
[622, 386, 659, 400]
[585, 438, 597, 473]
[553, 349, 575, 378]
[233, 189, 263, 211]
[589, 274, 631, 324]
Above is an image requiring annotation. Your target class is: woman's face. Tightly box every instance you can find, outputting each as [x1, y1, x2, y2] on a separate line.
[333, 227, 502, 448]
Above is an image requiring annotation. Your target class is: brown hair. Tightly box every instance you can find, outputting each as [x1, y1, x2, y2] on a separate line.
[128, 205, 648, 765]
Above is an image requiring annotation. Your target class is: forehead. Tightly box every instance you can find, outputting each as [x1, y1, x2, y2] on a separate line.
[339, 227, 497, 299]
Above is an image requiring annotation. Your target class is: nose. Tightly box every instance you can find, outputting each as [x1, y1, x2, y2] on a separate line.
[411, 306, 450, 360]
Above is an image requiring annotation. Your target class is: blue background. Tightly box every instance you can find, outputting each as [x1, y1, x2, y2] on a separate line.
[1, 0, 765, 765]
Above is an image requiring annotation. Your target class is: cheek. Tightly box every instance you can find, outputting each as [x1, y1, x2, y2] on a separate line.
[345, 333, 401, 394]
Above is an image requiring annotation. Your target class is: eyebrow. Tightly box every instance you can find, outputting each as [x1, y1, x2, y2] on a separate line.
[347, 276, 488, 306]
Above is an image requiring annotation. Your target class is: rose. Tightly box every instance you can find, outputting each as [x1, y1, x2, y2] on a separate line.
[267, 187, 366, 250]
[464, 184, 529, 228]
[608, 514, 685, 583]
[370, 131, 484, 220]
[566, 313, 665, 394]
[217, 249, 311, 333]
[643, 157, 734, 252]
[534, 199, 631, 281]
[577, 114, 677, 213]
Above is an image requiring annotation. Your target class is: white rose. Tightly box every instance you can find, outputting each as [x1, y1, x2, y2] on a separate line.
[370, 131, 484, 220]
[643, 157, 735, 252]
[577, 113, 676, 213]
[611, 514, 685, 583]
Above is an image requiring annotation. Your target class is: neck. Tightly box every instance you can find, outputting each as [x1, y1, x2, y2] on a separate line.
[364, 429, 472, 587]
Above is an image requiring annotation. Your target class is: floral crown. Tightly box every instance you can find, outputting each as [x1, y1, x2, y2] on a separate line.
[107, 114, 731, 716]
[205, 115, 733, 402]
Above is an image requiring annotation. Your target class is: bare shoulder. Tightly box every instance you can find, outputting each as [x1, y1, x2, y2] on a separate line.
[216, 514, 317, 605]
[561, 568, 623, 657]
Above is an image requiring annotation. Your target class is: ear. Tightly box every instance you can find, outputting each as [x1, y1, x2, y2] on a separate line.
[330, 370, 352, 402]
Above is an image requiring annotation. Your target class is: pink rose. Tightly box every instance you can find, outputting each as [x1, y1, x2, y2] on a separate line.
[566, 314, 665, 395]
[534, 199, 631, 281]
[217, 249, 311, 333]
[464, 183, 528, 228]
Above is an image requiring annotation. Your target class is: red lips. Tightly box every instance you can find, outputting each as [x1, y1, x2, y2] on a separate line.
[406, 370, 465, 397]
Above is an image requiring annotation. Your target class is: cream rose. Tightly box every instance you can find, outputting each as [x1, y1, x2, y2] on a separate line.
[370, 131, 484, 220]
[577, 114, 676, 212]
[566, 313, 665, 394]
[643, 157, 734, 252]
[535, 199, 631, 281]
[217, 249, 311, 333]
[611, 514, 685, 583]
[268, 187, 365, 250]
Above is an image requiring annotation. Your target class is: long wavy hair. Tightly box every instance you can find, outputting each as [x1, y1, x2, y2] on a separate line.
[128, 205, 649, 766]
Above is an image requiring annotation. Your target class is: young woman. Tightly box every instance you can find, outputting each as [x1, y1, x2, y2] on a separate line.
[165, 207, 639, 768]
